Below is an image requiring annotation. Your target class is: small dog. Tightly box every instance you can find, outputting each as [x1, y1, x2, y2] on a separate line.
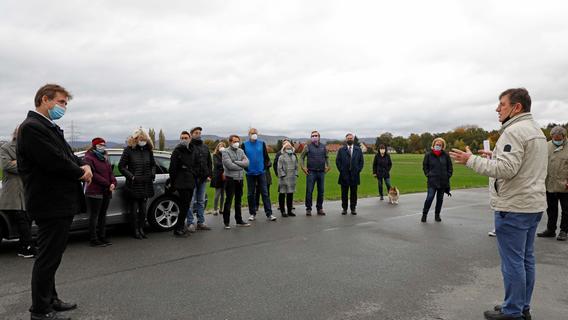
[388, 186, 400, 205]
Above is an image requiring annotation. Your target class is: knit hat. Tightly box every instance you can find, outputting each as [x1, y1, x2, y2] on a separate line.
[92, 137, 105, 146]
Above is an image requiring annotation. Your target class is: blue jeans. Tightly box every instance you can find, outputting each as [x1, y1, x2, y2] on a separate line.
[305, 171, 325, 210]
[246, 174, 272, 216]
[422, 187, 444, 214]
[495, 211, 542, 317]
[186, 180, 207, 225]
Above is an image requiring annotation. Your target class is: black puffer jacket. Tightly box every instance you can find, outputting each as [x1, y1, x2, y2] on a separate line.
[210, 152, 224, 188]
[191, 139, 213, 183]
[169, 143, 195, 190]
[118, 145, 156, 199]
[372, 153, 392, 178]
[422, 151, 453, 190]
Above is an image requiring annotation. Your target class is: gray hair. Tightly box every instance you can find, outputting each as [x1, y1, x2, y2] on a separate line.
[550, 126, 567, 137]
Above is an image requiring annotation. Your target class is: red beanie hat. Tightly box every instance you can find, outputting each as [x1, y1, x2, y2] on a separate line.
[92, 137, 105, 146]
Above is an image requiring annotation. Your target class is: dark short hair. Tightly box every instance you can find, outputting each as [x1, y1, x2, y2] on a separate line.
[311, 131, 320, 137]
[180, 131, 190, 137]
[499, 88, 531, 112]
[229, 135, 240, 142]
[34, 84, 72, 107]
[379, 144, 386, 149]
[345, 133, 354, 138]
[190, 127, 202, 134]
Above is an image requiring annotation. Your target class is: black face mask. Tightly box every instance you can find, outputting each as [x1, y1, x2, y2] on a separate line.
[346, 140, 354, 146]
[501, 106, 518, 124]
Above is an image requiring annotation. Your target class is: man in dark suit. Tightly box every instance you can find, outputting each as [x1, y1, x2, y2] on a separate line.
[336, 133, 364, 215]
[18, 84, 92, 320]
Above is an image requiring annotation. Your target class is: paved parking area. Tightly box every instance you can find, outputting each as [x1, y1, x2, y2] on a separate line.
[1, 188, 567, 319]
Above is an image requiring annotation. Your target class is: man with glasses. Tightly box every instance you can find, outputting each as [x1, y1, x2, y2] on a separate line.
[301, 131, 330, 216]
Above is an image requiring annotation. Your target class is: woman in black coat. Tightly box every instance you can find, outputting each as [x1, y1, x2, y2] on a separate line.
[118, 128, 156, 239]
[372, 144, 393, 200]
[421, 138, 453, 222]
[210, 142, 226, 216]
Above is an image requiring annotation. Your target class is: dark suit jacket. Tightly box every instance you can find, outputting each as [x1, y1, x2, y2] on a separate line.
[17, 111, 86, 220]
[335, 145, 364, 186]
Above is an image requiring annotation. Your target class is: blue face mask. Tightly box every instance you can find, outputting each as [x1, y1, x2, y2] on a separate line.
[434, 146, 442, 151]
[553, 140, 564, 147]
[48, 104, 66, 120]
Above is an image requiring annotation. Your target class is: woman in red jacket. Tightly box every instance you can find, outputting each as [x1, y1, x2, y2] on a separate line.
[84, 137, 117, 247]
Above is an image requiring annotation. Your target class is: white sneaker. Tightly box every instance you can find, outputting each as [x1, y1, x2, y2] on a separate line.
[187, 224, 196, 233]
[267, 215, 277, 221]
[224, 225, 231, 230]
[248, 215, 256, 221]
[488, 230, 496, 237]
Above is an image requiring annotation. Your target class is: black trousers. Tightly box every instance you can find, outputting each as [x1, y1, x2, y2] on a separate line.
[546, 192, 568, 232]
[87, 196, 110, 241]
[278, 193, 294, 214]
[7, 210, 33, 248]
[175, 188, 194, 231]
[223, 178, 245, 225]
[341, 185, 358, 210]
[30, 216, 73, 314]
[129, 198, 147, 230]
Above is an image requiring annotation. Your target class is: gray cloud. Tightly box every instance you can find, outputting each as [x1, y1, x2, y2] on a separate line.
[1, 0, 567, 142]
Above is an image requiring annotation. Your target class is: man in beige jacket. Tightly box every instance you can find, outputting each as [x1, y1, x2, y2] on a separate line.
[537, 125, 568, 241]
[451, 88, 547, 320]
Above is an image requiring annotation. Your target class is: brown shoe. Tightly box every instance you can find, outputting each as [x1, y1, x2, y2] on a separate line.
[196, 223, 211, 231]
[317, 209, 326, 216]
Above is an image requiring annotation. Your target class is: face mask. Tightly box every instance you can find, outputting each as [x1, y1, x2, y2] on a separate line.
[219, 147, 226, 152]
[138, 141, 147, 147]
[192, 136, 202, 141]
[379, 149, 386, 154]
[346, 140, 354, 146]
[501, 105, 517, 124]
[180, 140, 190, 148]
[433, 145, 442, 151]
[553, 140, 564, 147]
[250, 134, 258, 141]
[311, 137, 319, 143]
[48, 104, 66, 120]
[286, 149, 293, 154]
[96, 145, 106, 152]
[232, 142, 240, 149]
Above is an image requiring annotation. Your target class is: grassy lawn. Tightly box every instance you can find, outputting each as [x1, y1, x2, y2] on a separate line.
[204, 153, 488, 209]
[0, 154, 488, 209]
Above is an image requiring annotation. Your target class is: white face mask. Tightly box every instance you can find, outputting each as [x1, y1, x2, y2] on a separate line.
[96, 145, 106, 152]
[219, 147, 226, 152]
[250, 134, 258, 141]
[232, 142, 240, 149]
[138, 141, 147, 147]
[379, 149, 385, 154]
[286, 149, 293, 154]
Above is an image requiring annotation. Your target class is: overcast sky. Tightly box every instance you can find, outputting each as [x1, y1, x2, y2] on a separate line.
[1, 0, 567, 142]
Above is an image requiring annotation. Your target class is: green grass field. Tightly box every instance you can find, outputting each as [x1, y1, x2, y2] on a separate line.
[204, 153, 488, 209]
[0, 154, 489, 209]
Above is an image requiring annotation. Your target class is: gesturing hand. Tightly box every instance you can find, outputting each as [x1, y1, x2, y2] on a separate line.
[449, 146, 473, 165]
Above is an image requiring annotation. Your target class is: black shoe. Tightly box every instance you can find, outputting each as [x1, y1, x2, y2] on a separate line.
[317, 209, 326, 216]
[281, 213, 288, 217]
[89, 239, 106, 247]
[380, 196, 384, 201]
[306, 209, 312, 216]
[351, 210, 357, 215]
[17, 245, 36, 258]
[173, 229, 189, 238]
[100, 238, 112, 246]
[133, 228, 142, 239]
[51, 299, 77, 312]
[139, 228, 148, 239]
[483, 310, 523, 319]
[435, 214, 441, 222]
[31, 311, 71, 320]
[494, 305, 531, 320]
[288, 212, 296, 217]
[341, 209, 347, 215]
[421, 214, 427, 223]
[537, 229, 556, 238]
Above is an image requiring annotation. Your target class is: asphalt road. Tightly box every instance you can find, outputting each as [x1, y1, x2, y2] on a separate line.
[1, 188, 567, 320]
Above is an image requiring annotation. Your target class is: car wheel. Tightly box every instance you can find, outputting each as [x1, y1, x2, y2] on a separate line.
[148, 196, 180, 231]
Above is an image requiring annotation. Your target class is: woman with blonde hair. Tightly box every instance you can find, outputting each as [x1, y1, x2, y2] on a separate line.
[277, 141, 298, 217]
[210, 141, 227, 215]
[118, 128, 156, 239]
[421, 137, 453, 222]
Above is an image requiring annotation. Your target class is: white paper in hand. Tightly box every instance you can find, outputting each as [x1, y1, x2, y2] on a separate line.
[483, 140, 490, 152]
